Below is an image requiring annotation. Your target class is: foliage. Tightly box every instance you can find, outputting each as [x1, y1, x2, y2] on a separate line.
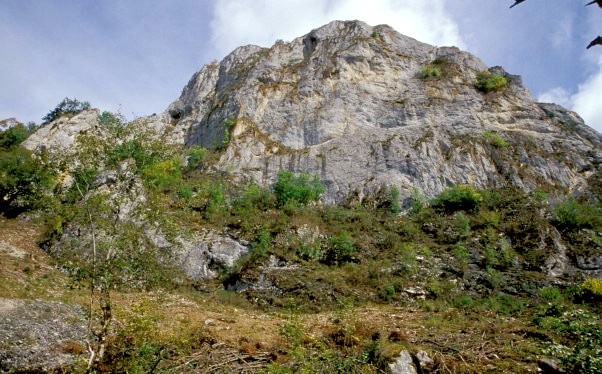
[420, 64, 442, 79]
[553, 198, 602, 231]
[142, 157, 182, 191]
[475, 71, 508, 93]
[324, 230, 356, 265]
[273, 170, 324, 207]
[431, 184, 483, 212]
[539, 286, 563, 303]
[0, 146, 55, 217]
[537, 309, 602, 374]
[386, 186, 401, 214]
[221, 117, 236, 148]
[185, 145, 208, 170]
[482, 130, 508, 148]
[580, 278, 602, 302]
[232, 183, 276, 213]
[409, 187, 428, 215]
[0, 123, 29, 149]
[42, 97, 91, 124]
[98, 111, 123, 128]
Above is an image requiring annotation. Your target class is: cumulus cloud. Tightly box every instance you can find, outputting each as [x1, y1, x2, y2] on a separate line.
[538, 57, 602, 133]
[209, 0, 464, 58]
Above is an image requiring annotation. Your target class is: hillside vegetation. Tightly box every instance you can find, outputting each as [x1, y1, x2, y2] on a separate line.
[0, 108, 601, 374]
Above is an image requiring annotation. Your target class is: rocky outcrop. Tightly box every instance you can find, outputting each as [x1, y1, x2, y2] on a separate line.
[147, 228, 250, 280]
[154, 20, 600, 204]
[179, 232, 249, 280]
[23, 109, 102, 152]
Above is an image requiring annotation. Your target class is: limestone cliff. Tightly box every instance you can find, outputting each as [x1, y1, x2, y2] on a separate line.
[150, 20, 600, 203]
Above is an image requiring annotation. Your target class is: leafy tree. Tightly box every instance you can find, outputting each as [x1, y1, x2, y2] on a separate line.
[42, 97, 91, 124]
[0, 147, 55, 217]
[0, 123, 29, 149]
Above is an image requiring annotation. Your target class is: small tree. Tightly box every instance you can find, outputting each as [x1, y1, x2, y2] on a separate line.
[42, 97, 91, 124]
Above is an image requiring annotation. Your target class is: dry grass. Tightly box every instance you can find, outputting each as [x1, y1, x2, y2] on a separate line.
[0, 217, 545, 373]
[0, 216, 71, 300]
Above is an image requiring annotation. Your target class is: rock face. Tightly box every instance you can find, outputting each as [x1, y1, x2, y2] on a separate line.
[154, 20, 600, 203]
[23, 109, 102, 152]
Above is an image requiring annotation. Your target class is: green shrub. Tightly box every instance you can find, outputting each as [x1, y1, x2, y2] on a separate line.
[107, 140, 148, 167]
[185, 145, 208, 170]
[324, 230, 356, 265]
[204, 182, 228, 218]
[482, 131, 508, 148]
[432, 184, 483, 212]
[232, 183, 275, 213]
[42, 97, 91, 124]
[379, 283, 397, 301]
[0, 123, 29, 149]
[0, 147, 55, 216]
[539, 286, 563, 302]
[484, 292, 527, 315]
[581, 278, 602, 302]
[386, 186, 401, 214]
[538, 309, 602, 374]
[178, 183, 194, 200]
[221, 117, 236, 148]
[273, 170, 324, 207]
[553, 198, 602, 231]
[453, 242, 471, 263]
[98, 111, 123, 127]
[420, 64, 441, 79]
[475, 71, 508, 93]
[297, 239, 323, 262]
[142, 158, 182, 190]
[455, 212, 471, 237]
[409, 187, 428, 215]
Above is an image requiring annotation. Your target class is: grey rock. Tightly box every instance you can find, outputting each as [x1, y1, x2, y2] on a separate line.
[542, 227, 569, 278]
[538, 357, 565, 374]
[23, 109, 102, 152]
[150, 20, 600, 204]
[389, 350, 417, 374]
[178, 231, 249, 280]
[0, 298, 87, 372]
[415, 350, 434, 371]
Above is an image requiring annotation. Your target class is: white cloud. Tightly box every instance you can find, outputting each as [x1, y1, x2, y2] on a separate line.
[572, 62, 602, 132]
[538, 57, 602, 133]
[210, 0, 464, 58]
[537, 87, 572, 108]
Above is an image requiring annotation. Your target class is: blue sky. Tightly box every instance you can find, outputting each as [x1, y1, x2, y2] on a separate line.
[1, 0, 601, 132]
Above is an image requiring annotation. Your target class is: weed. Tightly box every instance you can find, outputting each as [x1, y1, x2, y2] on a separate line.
[453, 242, 471, 264]
[409, 187, 428, 215]
[553, 198, 602, 231]
[580, 278, 602, 302]
[482, 131, 508, 148]
[420, 64, 441, 79]
[324, 230, 356, 265]
[432, 185, 483, 213]
[273, 170, 324, 207]
[221, 119, 234, 147]
[475, 71, 508, 93]
[539, 286, 563, 303]
[386, 186, 401, 214]
[185, 145, 208, 170]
